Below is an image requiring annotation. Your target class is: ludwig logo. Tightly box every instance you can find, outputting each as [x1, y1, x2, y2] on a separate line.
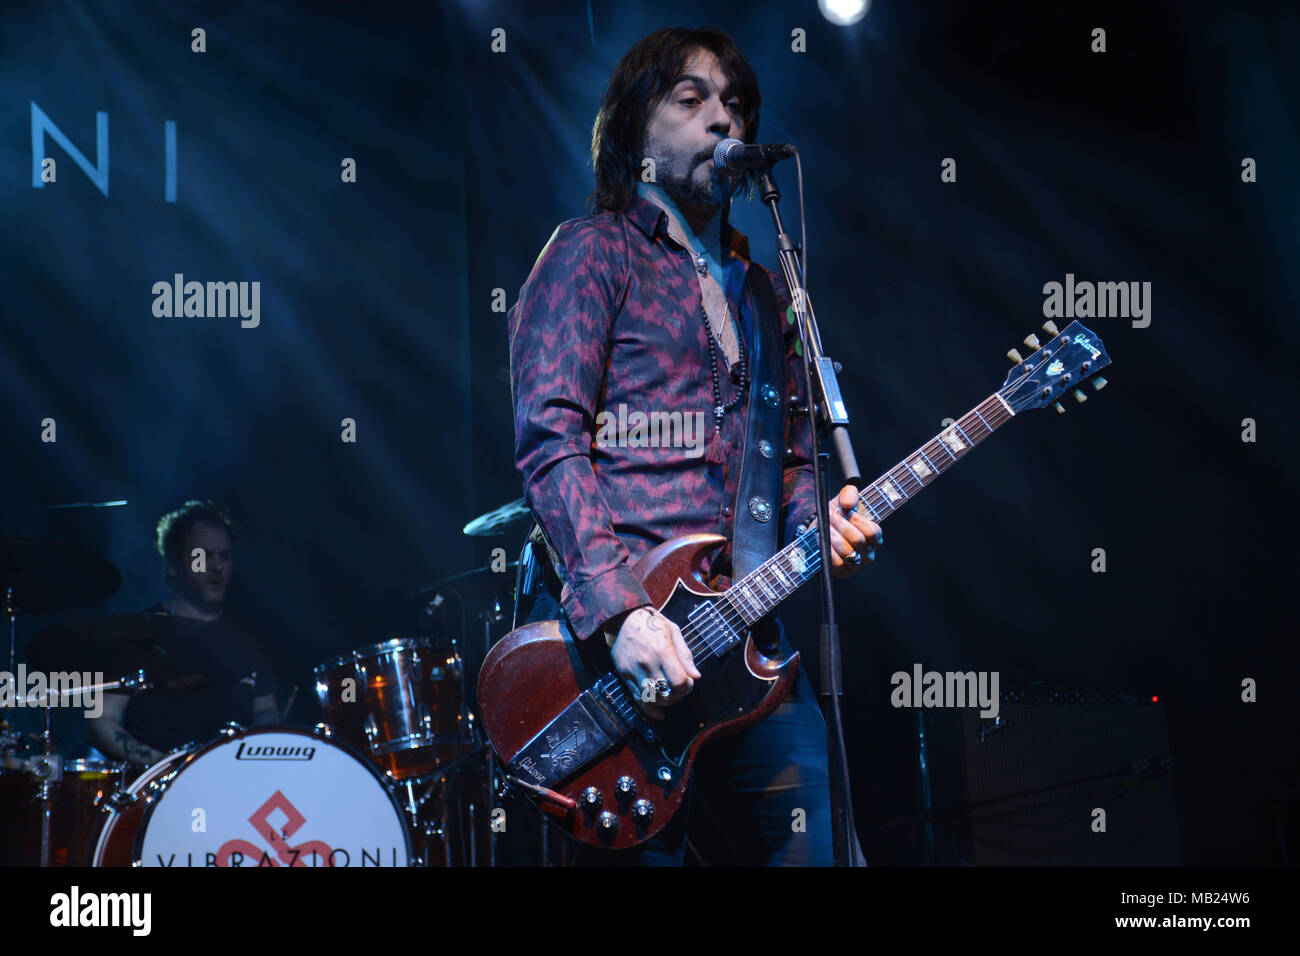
[234, 742, 315, 760]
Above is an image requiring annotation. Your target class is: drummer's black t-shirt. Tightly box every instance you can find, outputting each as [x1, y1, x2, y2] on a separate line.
[120, 606, 276, 753]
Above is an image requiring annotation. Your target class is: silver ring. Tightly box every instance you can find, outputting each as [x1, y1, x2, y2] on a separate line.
[847, 550, 863, 565]
[654, 678, 671, 700]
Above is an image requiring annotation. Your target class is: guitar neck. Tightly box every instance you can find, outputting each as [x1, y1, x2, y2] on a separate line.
[720, 391, 1016, 626]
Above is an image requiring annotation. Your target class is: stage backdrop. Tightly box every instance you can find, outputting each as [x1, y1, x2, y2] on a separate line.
[1, 0, 1295, 864]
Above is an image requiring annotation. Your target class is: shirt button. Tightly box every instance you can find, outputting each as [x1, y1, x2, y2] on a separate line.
[722, 506, 732, 517]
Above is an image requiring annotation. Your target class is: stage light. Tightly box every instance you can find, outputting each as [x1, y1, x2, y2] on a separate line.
[819, 0, 871, 27]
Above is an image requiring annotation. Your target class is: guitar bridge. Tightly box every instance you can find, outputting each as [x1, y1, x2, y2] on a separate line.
[506, 675, 653, 790]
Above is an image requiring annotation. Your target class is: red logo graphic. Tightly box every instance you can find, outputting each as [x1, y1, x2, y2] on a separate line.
[216, 790, 335, 867]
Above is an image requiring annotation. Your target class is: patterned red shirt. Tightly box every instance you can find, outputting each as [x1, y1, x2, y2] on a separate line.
[509, 192, 818, 640]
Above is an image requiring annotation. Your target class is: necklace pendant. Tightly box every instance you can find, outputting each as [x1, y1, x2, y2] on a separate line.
[714, 405, 725, 420]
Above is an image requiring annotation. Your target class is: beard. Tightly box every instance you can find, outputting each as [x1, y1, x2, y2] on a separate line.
[645, 141, 735, 212]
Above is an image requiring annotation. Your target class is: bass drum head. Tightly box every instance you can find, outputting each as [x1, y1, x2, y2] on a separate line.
[131, 727, 412, 867]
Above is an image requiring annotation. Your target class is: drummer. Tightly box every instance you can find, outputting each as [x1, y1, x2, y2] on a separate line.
[84, 501, 278, 765]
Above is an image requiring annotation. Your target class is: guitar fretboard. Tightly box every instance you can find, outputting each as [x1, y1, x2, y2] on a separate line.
[719, 392, 1015, 626]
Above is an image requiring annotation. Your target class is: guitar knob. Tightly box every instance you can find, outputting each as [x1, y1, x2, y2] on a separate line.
[632, 799, 654, 823]
[580, 787, 602, 810]
[1092, 376, 1108, 391]
[597, 811, 618, 832]
[1053, 402, 1066, 415]
[1006, 348, 1023, 363]
[1023, 333, 1041, 350]
[1041, 320, 1059, 335]
[615, 776, 637, 799]
[1073, 388, 1087, 403]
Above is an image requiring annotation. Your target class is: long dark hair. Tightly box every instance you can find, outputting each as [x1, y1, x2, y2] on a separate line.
[588, 27, 761, 215]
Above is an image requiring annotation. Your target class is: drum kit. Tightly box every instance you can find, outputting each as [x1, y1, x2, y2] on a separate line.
[0, 497, 557, 867]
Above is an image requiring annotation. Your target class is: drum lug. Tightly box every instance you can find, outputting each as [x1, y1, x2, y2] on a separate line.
[219, 722, 244, 737]
[103, 787, 139, 811]
[313, 722, 335, 738]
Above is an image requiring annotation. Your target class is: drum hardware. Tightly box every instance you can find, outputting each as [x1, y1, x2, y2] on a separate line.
[467, 800, 476, 867]
[408, 560, 520, 599]
[102, 786, 139, 812]
[2, 756, 129, 866]
[2, 667, 149, 867]
[10, 669, 151, 707]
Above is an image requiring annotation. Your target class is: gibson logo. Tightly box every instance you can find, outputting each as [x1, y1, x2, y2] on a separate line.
[1072, 332, 1102, 359]
[517, 757, 545, 783]
[235, 742, 316, 761]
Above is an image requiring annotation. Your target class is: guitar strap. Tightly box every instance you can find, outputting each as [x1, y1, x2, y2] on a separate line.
[727, 257, 787, 582]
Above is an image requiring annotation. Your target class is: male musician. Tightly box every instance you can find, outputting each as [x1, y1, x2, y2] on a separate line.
[508, 27, 882, 865]
[84, 501, 277, 765]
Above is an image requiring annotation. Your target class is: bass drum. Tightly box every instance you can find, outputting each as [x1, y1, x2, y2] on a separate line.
[93, 726, 413, 867]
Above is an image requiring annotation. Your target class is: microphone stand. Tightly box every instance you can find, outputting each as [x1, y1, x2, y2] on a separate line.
[754, 164, 862, 866]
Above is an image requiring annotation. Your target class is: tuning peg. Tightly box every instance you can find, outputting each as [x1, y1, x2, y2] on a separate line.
[1091, 376, 1107, 391]
[1053, 402, 1066, 414]
[1041, 320, 1059, 335]
[1007, 348, 1023, 363]
[1072, 388, 1087, 403]
[1023, 334, 1041, 350]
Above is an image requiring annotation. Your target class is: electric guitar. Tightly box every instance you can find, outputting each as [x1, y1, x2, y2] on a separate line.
[479, 320, 1111, 849]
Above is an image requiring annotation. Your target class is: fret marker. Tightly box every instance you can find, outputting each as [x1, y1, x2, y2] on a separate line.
[791, 549, 807, 574]
[882, 480, 902, 503]
[910, 457, 931, 478]
[941, 427, 965, 452]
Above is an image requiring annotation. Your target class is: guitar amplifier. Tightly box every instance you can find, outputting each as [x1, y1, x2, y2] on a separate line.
[919, 691, 1181, 865]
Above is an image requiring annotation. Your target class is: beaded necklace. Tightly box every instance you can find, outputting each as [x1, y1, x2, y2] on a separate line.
[676, 230, 748, 434]
[701, 299, 749, 432]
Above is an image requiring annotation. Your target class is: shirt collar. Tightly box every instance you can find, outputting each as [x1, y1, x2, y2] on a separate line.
[623, 191, 751, 262]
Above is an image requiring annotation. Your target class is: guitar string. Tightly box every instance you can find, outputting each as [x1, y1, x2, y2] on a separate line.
[671, 396, 1024, 661]
[679, 378, 1086, 659]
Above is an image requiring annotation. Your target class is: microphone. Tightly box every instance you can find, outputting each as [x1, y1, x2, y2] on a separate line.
[713, 138, 796, 175]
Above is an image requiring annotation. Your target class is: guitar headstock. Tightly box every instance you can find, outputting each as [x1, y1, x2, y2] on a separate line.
[1000, 321, 1111, 414]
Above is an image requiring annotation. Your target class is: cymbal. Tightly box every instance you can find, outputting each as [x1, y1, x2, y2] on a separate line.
[0, 535, 121, 614]
[408, 560, 520, 597]
[462, 498, 530, 537]
[24, 611, 169, 675]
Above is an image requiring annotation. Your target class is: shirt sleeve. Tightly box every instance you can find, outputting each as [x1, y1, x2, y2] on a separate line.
[765, 267, 820, 546]
[508, 220, 652, 641]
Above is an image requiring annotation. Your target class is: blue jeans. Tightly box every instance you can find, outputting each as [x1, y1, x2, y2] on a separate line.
[526, 590, 835, 866]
